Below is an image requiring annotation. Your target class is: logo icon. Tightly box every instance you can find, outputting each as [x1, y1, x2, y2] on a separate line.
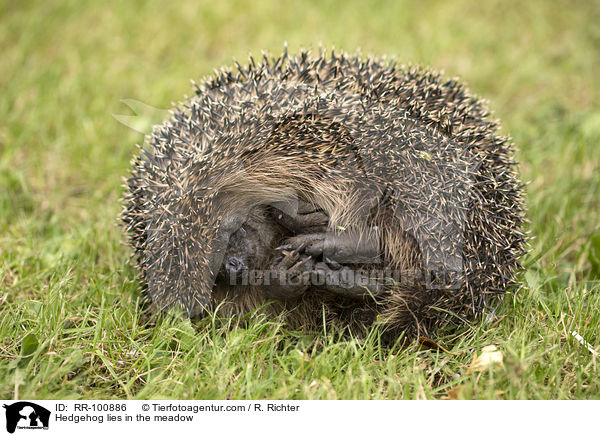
[2, 402, 50, 434]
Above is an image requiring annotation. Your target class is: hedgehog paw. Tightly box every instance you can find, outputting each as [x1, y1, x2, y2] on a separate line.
[263, 246, 314, 300]
[272, 200, 329, 234]
[281, 231, 382, 265]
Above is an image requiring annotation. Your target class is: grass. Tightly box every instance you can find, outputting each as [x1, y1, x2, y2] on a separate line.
[1, 0, 599, 399]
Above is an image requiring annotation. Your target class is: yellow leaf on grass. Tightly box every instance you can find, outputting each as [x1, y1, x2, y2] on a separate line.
[467, 345, 504, 374]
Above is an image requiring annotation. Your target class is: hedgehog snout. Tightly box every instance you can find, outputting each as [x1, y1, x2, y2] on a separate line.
[225, 256, 244, 274]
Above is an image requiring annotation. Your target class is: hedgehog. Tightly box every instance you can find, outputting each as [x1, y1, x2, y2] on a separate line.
[122, 50, 527, 341]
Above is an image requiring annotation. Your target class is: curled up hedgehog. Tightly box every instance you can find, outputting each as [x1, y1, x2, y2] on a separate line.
[122, 50, 526, 341]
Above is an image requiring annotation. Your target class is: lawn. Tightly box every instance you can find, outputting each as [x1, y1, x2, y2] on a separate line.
[1, 0, 599, 399]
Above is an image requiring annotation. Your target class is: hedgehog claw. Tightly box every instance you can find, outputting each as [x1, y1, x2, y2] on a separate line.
[264, 252, 314, 300]
[289, 255, 313, 273]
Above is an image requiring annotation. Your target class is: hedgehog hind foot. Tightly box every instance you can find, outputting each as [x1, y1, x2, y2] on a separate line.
[264, 231, 387, 300]
[280, 231, 383, 266]
[270, 201, 329, 234]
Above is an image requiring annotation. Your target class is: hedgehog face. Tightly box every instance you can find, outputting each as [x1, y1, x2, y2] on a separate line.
[221, 222, 269, 279]
[223, 226, 254, 277]
[216, 207, 280, 285]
